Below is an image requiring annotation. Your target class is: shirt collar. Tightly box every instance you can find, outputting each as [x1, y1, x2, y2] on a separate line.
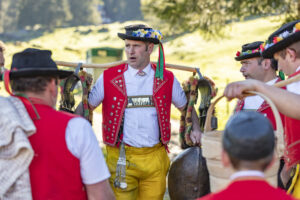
[127, 63, 152, 77]
[230, 170, 265, 180]
[266, 78, 277, 85]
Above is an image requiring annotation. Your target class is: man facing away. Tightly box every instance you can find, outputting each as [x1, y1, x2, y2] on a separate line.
[1, 48, 115, 200]
[197, 111, 295, 200]
[224, 20, 300, 197]
[234, 41, 284, 129]
[88, 24, 202, 199]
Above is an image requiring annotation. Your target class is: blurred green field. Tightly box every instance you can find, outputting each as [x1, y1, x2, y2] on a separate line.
[0, 16, 283, 129]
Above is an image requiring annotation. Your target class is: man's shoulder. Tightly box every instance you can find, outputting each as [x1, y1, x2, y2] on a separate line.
[104, 63, 126, 73]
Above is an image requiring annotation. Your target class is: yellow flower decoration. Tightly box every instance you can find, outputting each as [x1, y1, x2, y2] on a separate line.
[295, 22, 300, 31]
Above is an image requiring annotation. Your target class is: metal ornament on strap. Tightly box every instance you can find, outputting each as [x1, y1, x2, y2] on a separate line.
[114, 142, 127, 189]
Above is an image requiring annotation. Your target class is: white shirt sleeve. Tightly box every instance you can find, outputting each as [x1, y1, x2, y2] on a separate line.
[88, 74, 104, 108]
[66, 117, 110, 185]
[172, 76, 187, 108]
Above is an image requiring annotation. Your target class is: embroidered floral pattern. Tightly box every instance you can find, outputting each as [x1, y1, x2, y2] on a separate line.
[260, 22, 300, 53]
[132, 29, 163, 41]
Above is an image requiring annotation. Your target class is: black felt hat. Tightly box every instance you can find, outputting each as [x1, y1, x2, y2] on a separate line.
[235, 41, 263, 61]
[223, 111, 275, 161]
[262, 20, 300, 58]
[117, 24, 162, 44]
[3, 48, 72, 80]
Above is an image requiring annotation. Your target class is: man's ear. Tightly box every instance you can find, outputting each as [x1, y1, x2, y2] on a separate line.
[147, 43, 154, 54]
[221, 150, 231, 167]
[49, 78, 58, 96]
[262, 59, 271, 70]
[286, 48, 297, 62]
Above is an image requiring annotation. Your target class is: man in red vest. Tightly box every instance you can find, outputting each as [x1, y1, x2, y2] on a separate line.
[234, 41, 284, 130]
[224, 20, 300, 198]
[2, 48, 115, 200]
[197, 111, 295, 200]
[88, 24, 202, 199]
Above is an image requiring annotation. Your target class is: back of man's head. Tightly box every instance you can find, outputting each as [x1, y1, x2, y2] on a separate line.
[223, 111, 275, 171]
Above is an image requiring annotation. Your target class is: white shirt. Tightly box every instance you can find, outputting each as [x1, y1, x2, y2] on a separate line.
[89, 64, 187, 147]
[243, 78, 277, 110]
[66, 117, 110, 184]
[287, 66, 300, 94]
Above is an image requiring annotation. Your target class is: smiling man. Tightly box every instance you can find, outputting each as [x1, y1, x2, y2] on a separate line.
[233, 41, 284, 129]
[88, 24, 202, 199]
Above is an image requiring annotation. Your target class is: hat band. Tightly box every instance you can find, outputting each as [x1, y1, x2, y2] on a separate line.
[131, 29, 163, 42]
[236, 47, 260, 57]
[260, 22, 300, 53]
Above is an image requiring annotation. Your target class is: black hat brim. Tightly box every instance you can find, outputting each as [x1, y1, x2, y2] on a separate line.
[235, 52, 261, 61]
[118, 33, 160, 44]
[262, 31, 300, 58]
[0, 68, 73, 81]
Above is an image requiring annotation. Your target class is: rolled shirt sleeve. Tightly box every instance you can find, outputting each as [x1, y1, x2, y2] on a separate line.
[88, 74, 105, 108]
[172, 76, 187, 108]
[66, 117, 110, 184]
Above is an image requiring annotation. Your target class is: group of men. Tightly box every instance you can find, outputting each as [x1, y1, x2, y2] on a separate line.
[1, 18, 300, 200]
[198, 20, 300, 199]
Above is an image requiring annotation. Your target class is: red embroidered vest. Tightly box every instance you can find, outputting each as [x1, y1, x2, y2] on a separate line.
[284, 70, 300, 169]
[235, 77, 286, 130]
[19, 97, 87, 200]
[102, 63, 174, 146]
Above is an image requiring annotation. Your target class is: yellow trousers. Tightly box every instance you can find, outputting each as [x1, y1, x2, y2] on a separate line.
[288, 164, 300, 198]
[106, 143, 170, 200]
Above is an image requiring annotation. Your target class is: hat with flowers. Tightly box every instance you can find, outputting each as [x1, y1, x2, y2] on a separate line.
[261, 20, 300, 58]
[118, 24, 165, 80]
[235, 41, 263, 61]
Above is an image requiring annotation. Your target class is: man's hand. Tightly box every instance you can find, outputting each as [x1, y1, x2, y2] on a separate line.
[223, 79, 261, 100]
[191, 107, 202, 145]
[190, 129, 202, 145]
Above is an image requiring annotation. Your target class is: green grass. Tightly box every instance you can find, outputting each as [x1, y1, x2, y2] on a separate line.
[1, 16, 283, 129]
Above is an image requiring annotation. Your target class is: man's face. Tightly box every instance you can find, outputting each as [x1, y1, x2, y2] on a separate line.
[0, 48, 5, 67]
[125, 39, 153, 69]
[240, 57, 264, 81]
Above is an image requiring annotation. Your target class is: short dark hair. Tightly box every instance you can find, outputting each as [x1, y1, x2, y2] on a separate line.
[228, 152, 274, 171]
[270, 58, 278, 71]
[11, 76, 58, 94]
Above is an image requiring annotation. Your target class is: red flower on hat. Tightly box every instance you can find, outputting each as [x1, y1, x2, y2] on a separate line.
[236, 51, 241, 57]
[259, 44, 265, 52]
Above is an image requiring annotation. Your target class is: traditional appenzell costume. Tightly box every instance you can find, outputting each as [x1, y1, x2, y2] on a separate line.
[1, 49, 110, 199]
[88, 25, 187, 199]
[260, 20, 300, 197]
[234, 41, 285, 130]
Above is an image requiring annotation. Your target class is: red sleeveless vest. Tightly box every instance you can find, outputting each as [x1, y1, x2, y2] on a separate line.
[102, 63, 174, 146]
[19, 97, 87, 200]
[235, 77, 286, 130]
[284, 70, 300, 169]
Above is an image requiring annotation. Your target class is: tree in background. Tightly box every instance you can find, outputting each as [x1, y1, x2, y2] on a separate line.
[17, 0, 72, 30]
[68, 0, 101, 26]
[0, 0, 21, 32]
[103, 0, 142, 22]
[142, 0, 300, 35]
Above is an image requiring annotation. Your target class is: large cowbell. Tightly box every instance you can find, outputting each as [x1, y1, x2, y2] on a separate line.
[168, 146, 210, 199]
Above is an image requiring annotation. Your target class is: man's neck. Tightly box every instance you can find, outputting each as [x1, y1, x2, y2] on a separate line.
[24, 91, 54, 107]
[262, 71, 277, 83]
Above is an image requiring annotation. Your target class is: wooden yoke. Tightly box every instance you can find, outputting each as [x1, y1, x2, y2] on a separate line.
[55, 60, 198, 73]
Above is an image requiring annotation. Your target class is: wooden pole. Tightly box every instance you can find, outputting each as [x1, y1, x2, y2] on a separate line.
[55, 60, 198, 73]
